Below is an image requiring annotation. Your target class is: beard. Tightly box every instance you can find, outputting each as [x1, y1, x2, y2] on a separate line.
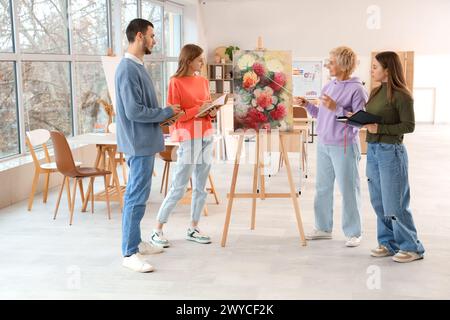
[143, 38, 152, 55]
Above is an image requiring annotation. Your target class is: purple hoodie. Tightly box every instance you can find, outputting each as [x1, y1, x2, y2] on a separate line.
[306, 77, 368, 146]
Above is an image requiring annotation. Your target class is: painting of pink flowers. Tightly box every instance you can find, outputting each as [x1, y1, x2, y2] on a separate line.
[233, 50, 293, 131]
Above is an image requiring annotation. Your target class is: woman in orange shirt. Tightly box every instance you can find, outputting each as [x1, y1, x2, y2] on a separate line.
[151, 44, 217, 247]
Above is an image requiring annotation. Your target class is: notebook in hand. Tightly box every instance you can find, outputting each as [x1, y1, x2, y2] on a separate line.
[160, 111, 184, 127]
[336, 110, 382, 128]
[196, 94, 229, 117]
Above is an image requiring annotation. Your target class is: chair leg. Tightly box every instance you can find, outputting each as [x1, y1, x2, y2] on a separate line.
[69, 178, 78, 226]
[164, 162, 170, 196]
[43, 172, 50, 203]
[203, 204, 208, 216]
[208, 174, 220, 204]
[54, 176, 66, 220]
[66, 176, 72, 212]
[78, 179, 85, 204]
[160, 161, 167, 193]
[90, 177, 95, 214]
[103, 175, 111, 220]
[121, 154, 128, 184]
[27, 171, 40, 211]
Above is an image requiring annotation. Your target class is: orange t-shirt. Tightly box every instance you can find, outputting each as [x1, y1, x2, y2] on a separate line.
[167, 75, 213, 142]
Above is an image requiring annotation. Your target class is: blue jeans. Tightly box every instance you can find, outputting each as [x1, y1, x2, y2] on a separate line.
[157, 137, 214, 224]
[314, 142, 362, 237]
[366, 143, 425, 254]
[122, 155, 155, 257]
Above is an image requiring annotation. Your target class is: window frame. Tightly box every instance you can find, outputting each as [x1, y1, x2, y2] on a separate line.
[0, 0, 184, 162]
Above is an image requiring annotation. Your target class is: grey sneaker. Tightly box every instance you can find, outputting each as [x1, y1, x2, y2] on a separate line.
[371, 245, 393, 257]
[186, 227, 211, 244]
[150, 230, 170, 248]
[392, 250, 424, 263]
[305, 229, 332, 240]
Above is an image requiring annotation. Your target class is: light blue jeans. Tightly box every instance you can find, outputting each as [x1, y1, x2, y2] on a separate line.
[157, 137, 214, 224]
[314, 142, 362, 237]
[366, 142, 425, 254]
[122, 155, 155, 257]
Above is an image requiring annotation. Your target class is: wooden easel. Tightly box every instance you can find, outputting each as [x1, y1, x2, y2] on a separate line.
[221, 130, 307, 247]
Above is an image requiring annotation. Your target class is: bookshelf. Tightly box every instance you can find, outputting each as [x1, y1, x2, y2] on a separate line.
[207, 63, 234, 94]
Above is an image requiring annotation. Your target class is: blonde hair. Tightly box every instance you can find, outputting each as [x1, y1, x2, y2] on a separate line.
[172, 44, 203, 78]
[329, 46, 357, 77]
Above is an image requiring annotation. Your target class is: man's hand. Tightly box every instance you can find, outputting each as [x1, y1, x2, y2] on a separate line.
[169, 104, 181, 114]
[321, 94, 337, 111]
[293, 96, 308, 107]
[364, 123, 378, 134]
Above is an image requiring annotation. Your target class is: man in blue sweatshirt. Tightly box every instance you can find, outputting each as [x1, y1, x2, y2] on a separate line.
[115, 18, 181, 272]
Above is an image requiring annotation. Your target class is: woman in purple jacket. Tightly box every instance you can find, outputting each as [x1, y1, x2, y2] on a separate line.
[294, 46, 368, 247]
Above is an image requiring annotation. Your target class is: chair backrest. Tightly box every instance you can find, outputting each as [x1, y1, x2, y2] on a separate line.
[293, 106, 308, 118]
[50, 131, 78, 177]
[26, 129, 50, 146]
[107, 122, 116, 133]
[26, 129, 52, 167]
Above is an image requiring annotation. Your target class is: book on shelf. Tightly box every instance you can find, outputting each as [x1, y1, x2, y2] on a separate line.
[209, 80, 217, 93]
[223, 81, 231, 94]
[215, 66, 223, 79]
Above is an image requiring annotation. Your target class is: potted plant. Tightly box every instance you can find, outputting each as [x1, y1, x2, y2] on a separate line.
[225, 45, 240, 62]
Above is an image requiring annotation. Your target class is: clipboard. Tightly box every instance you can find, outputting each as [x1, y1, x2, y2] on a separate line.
[336, 110, 382, 128]
[195, 94, 229, 118]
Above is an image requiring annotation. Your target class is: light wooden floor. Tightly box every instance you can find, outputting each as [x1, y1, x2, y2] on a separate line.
[0, 124, 449, 299]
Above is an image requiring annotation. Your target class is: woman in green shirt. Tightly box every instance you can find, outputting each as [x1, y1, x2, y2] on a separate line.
[364, 51, 425, 263]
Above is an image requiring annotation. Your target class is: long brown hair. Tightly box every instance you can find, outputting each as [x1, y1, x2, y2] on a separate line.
[368, 51, 412, 104]
[172, 44, 203, 78]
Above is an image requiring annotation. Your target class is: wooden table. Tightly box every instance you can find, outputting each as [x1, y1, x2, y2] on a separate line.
[69, 133, 124, 210]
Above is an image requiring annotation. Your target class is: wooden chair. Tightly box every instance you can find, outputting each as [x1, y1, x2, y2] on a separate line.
[50, 131, 112, 225]
[26, 129, 82, 211]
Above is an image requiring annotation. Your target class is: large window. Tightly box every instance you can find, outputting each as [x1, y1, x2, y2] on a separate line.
[17, 0, 69, 54]
[164, 5, 182, 58]
[119, 0, 138, 52]
[0, 0, 183, 160]
[22, 61, 72, 135]
[71, 0, 109, 55]
[142, 0, 163, 55]
[0, 61, 19, 158]
[74, 62, 109, 134]
[0, 0, 13, 52]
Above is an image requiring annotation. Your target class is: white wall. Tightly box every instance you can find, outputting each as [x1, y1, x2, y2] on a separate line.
[198, 0, 450, 123]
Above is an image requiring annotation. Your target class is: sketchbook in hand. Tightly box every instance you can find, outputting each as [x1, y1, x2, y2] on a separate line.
[336, 110, 382, 128]
[160, 110, 185, 127]
[195, 94, 229, 118]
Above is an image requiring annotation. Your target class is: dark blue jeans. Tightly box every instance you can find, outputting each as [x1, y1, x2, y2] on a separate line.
[122, 155, 155, 256]
[366, 143, 425, 254]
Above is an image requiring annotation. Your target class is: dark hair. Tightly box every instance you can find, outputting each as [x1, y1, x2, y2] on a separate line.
[368, 51, 412, 104]
[126, 18, 154, 43]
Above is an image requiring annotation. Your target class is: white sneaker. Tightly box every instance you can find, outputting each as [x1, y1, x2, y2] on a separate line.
[186, 227, 211, 244]
[150, 229, 170, 248]
[345, 236, 362, 247]
[138, 241, 164, 255]
[122, 253, 154, 273]
[305, 229, 332, 240]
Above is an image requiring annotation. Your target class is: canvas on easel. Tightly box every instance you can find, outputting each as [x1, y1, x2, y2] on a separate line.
[233, 50, 293, 131]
